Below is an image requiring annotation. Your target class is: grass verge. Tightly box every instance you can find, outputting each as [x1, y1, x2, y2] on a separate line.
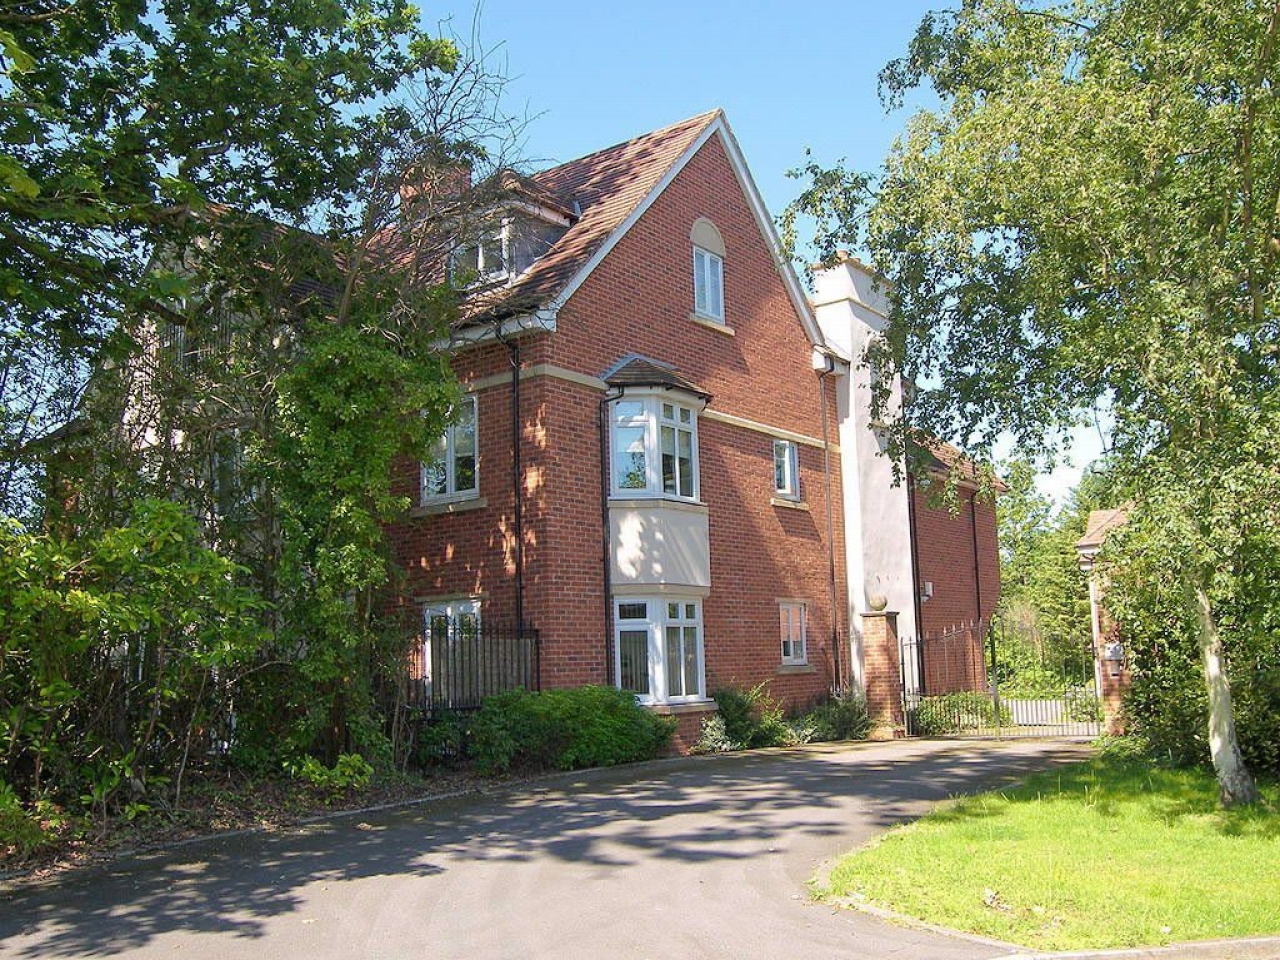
[819, 757, 1279, 951]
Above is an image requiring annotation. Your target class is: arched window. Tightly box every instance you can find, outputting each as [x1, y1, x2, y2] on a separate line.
[690, 217, 725, 323]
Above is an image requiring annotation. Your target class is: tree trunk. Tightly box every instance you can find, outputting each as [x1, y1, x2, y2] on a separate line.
[1189, 576, 1259, 806]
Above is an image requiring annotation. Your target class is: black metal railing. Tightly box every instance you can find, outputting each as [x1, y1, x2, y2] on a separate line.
[405, 621, 540, 714]
[901, 619, 1102, 738]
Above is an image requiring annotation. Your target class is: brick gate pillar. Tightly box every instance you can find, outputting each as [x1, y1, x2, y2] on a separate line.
[861, 611, 905, 738]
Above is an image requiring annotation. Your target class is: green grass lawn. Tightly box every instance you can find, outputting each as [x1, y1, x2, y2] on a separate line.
[820, 758, 1280, 951]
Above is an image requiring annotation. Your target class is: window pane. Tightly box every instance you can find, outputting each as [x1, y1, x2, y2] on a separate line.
[662, 402, 674, 420]
[665, 626, 683, 696]
[483, 230, 506, 274]
[683, 626, 699, 695]
[619, 629, 650, 695]
[618, 601, 647, 620]
[667, 602, 679, 619]
[428, 614, 449, 643]
[708, 255, 723, 318]
[694, 249, 708, 314]
[615, 400, 645, 420]
[452, 244, 479, 278]
[454, 454, 476, 493]
[661, 425, 677, 494]
[774, 441, 787, 491]
[677, 429, 693, 498]
[458, 612, 479, 641]
[685, 603, 696, 620]
[679, 407, 691, 424]
[422, 446, 447, 497]
[615, 425, 647, 489]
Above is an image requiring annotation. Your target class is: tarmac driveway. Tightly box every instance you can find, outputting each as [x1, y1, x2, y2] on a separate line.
[0, 738, 1091, 960]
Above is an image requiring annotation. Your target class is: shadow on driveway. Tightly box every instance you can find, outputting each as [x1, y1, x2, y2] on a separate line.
[0, 739, 1090, 959]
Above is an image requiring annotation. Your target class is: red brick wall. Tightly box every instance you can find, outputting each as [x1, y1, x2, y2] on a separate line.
[912, 481, 1001, 637]
[385, 335, 553, 637]
[547, 132, 847, 712]
[907, 481, 1000, 697]
[385, 130, 847, 721]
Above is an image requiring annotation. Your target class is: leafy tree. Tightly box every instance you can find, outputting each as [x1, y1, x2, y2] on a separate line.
[996, 465, 1110, 690]
[0, 0, 461, 512]
[787, 0, 1280, 804]
[0, 0, 526, 816]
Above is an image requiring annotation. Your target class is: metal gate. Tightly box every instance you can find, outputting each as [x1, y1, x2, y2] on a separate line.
[901, 619, 1102, 738]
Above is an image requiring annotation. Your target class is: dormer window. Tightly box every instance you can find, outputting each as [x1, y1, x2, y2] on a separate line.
[690, 217, 726, 324]
[450, 209, 569, 288]
[451, 228, 507, 283]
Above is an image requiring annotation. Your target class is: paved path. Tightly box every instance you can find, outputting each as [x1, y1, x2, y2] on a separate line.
[0, 738, 1091, 960]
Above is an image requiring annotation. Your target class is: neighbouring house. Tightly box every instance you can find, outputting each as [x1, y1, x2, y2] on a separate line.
[389, 109, 1000, 746]
[1076, 507, 1131, 734]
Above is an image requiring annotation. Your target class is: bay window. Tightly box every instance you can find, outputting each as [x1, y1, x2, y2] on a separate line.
[615, 597, 705, 704]
[610, 393, 700, 501]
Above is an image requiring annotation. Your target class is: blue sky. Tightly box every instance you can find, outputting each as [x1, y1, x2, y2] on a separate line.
[429, 0, 1101, 504]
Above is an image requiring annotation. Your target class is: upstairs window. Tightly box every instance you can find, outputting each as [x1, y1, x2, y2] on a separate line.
[773, 439, 799, 500]
[690, 217, 726, 323]
[450, 228, 506, 284]
[421, 395, 478, 504]
[693, 247, 724, 321]
[610, 393, 700, 501]
[451, 212, 569, 287]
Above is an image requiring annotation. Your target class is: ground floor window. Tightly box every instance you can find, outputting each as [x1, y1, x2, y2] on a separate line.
[422, 598, 480, 701]
[614, 597, 705, 704]
[779, 600, 808, 665]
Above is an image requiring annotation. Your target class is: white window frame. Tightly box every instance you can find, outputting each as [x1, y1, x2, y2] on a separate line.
[422, 598, 481, 701]
[772, 439, 800, 500]
[779, 601, 808, 666]
[421, 394, 479, 505]
[609, 391, 700, 502]
[451, 221, 509, 286]
[614, 597, 706, 705]
[692, 246, 724, 322]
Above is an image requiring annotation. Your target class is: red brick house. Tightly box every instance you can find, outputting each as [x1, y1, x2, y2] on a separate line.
[390, 110, 999, 744]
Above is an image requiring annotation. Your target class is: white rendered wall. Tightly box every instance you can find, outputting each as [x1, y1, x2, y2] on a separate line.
[610, 500, 712, 594]
[812, 260, 919, 687]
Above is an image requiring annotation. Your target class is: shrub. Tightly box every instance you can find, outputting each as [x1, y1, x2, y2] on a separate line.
[806, 687, 872, 742]
[287, 753, 374, 796]
[699, 685, 872, 753]
[0, 781, 48, 858]
[694, 714, 739, 754]
[415, 712, 471, 766]
[914, 692, 1007, 736]
[469, 686, 675, 774]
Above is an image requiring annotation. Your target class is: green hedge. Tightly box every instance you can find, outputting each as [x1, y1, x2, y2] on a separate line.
[469, 686, 676, 774]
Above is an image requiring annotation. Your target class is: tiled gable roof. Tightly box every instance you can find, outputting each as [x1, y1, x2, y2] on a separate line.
[461, 110, 721, 323]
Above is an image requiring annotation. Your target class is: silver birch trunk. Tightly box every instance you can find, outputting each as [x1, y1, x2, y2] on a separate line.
[1190, 577, 1260, 806]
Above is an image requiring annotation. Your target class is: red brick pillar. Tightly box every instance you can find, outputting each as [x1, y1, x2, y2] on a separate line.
[861, 611, 905, 738]
[1098, 635, 1131, 736]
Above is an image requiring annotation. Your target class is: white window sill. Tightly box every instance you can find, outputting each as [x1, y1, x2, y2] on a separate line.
[770, 496, 809, 511]
[777, 663, 815, 675]
[411, 495, 486, 518]
[644, 698, 718, 715]
[689, 312, 735, 336]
